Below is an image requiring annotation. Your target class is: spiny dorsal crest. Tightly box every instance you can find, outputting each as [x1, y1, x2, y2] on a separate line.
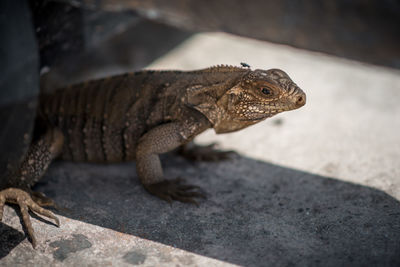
[201, 64, 249, 73]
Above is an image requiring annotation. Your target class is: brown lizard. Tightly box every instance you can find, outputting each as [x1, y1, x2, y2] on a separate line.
[0, 65, 306, 248]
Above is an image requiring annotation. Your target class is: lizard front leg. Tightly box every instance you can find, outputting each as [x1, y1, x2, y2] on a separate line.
[0, 128, 63, 248]
[136, 121, 208, 205]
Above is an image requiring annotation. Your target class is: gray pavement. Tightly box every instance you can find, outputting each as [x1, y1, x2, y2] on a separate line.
[1, 33, 400, 266]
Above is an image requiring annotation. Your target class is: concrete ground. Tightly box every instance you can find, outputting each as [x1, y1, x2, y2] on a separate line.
[1, 33, 400, 266]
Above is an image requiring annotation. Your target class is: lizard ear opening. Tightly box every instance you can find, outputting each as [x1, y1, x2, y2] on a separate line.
[219, 84, 242, 113]
[226, 84, 242, 96]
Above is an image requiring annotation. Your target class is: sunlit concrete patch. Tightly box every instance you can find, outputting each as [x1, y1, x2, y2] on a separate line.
[1, 206, 237, 266]
[49, 234, 92, 261]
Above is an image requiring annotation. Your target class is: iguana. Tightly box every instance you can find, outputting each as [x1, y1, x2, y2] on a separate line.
[0, 65, 306, 248]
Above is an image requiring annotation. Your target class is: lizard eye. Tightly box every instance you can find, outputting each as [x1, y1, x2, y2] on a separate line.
[261, 87, 271, 95]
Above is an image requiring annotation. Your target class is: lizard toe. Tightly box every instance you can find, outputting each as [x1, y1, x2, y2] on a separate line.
[31, 191, 56, 207]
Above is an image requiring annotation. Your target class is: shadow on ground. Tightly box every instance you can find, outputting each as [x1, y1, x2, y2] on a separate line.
[2, 154, 400, 266]
[0, 224, 25, 258]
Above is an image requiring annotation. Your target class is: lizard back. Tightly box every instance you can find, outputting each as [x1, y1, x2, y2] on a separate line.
[39, 72, 178, 163]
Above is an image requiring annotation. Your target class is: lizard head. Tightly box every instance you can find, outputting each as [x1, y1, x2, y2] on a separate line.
[214, 68, 306, 133]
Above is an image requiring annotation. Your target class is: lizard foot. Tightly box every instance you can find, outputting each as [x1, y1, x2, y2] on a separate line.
[144, 178, 206, 206]
[0, 188, 60, 248]
[178, 142, 237, 162]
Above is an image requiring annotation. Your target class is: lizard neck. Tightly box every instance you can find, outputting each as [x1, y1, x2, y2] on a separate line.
[184, 66, 250, 132]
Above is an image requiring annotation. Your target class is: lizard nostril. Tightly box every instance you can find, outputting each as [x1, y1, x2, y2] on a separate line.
[296, 95, 306, 106]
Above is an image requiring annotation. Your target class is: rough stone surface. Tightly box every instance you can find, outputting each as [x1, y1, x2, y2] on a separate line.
[1, 33, 400, 266]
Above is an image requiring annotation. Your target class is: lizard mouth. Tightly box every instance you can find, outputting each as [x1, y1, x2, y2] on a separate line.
[235, 109, 281, 121]
[235, 102, 293, 121]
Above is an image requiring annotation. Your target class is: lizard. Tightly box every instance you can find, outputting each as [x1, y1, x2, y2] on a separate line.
[0, 64, 306, 248]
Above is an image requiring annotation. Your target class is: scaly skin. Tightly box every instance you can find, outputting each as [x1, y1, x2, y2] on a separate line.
[0, 65, 306, 247]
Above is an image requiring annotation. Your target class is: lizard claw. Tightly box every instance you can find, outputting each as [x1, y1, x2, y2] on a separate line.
[144, 178, 206, 206]
[0, 188, 60, 248]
